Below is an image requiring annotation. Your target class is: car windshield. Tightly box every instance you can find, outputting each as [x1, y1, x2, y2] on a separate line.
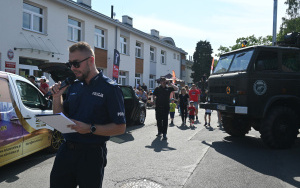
[214, 49, 254, 74]
[229, 50, 254, 72]
[214, 54, 235, 74]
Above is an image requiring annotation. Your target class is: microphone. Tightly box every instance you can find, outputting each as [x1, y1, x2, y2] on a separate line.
[44, 76, 76, 97]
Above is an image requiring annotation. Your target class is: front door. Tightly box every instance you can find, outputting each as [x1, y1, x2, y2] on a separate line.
[9, 76, 53, 156]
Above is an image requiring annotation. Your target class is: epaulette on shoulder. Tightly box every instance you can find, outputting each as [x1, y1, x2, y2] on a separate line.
[103, 75, 118, 86]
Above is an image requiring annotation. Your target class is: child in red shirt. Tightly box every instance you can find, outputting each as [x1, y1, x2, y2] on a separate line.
[188, 101, 196, 128]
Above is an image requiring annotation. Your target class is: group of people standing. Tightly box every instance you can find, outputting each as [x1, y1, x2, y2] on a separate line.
[28, 75, 50, 95]
[152, 78, 215, 140]
[177, 84, 203, 127]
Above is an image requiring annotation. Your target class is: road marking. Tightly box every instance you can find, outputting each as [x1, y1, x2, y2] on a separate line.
[188, 126, 205, 141]
[182, 145, 210, 186]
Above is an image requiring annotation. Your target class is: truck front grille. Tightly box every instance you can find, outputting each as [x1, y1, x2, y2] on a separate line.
[210, 86, 235, 94]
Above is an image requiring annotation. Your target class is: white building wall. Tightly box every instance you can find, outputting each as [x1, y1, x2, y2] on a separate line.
[0, 0, 186, 89]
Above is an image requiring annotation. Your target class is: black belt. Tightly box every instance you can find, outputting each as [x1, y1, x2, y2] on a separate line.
[65, 141, 106, 150]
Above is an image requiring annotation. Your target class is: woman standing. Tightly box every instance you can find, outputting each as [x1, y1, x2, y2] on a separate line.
[178, 88, 189, 126]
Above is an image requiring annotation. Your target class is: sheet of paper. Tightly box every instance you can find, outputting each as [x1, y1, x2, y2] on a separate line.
[36, 112, 76, 133]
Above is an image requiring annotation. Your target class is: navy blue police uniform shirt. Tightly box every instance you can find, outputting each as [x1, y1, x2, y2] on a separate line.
[63, 72, 126, 144]
[153, 85, 174, 108]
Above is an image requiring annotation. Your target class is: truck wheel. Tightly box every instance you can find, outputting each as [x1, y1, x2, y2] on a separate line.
[222, 116, 251, 137]
[136, 109, 146, 125]
[260, 106, 299, 149]
[47, 130, 64, 153]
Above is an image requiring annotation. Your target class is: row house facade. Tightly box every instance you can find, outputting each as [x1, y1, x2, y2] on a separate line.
[0, 0, 187, 89]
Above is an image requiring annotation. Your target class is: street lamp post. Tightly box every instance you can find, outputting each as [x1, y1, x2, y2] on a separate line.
[272, 0, 278, 46]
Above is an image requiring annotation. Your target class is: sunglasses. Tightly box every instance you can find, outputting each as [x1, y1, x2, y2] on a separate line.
[66, 56, 91, 68]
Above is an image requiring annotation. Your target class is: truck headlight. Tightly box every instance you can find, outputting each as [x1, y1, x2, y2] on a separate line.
[233, 97, 236, 104]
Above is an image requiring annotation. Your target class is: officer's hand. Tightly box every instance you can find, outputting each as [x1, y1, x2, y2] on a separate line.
[68, 120, 90, 134]
[49, 81, 68, 98]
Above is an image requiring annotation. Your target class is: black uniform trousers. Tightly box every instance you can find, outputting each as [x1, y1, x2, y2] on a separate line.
[50, 141, 107, 188]
[180, 104, 188, 123]
[155, 106, 170, 134]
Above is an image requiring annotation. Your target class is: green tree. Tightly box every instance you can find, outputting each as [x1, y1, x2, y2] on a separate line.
[217, 35, 272, 57]
[192, 40, 213, 82]
[278, 0, 300, 41]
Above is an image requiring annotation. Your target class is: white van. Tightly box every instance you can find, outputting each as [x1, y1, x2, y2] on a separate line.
[0, 71, 63, 167]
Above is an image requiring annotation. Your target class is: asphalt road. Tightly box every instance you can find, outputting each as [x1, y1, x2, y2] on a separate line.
[0, 108, 299, 188]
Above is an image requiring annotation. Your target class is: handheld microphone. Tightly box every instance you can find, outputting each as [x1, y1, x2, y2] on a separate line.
[45, 76, 76, 97]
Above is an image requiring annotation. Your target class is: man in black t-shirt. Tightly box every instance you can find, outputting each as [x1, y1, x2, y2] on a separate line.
[153, 77, 178, 140]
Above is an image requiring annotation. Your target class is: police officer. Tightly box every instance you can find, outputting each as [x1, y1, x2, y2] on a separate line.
[153, 77, 178, 140]
[49, 42, 126, 188]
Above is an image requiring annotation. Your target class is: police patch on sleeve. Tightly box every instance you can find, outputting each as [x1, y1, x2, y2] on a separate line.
[253, 80, 267, 95]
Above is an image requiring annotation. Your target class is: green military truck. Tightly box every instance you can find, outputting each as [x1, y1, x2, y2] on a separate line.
[200, 32, 300, 149]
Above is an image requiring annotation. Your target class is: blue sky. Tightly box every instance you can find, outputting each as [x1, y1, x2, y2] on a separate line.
[91, 0, 287, 58]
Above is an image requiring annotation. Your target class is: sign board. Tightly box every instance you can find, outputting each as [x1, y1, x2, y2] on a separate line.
[5, 61, 16, 68]
[7, 49, 14, 60]
[5, 68, 16, 74]
[5, 61, 16, 74]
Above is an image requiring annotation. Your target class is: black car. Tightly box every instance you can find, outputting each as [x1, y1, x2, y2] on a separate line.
[38, 63, 146, 126]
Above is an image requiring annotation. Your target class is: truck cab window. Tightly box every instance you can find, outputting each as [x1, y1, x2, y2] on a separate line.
[16, 81, 47, 109]
[282, 52, 300, 72]
[255, 51, 278, 71]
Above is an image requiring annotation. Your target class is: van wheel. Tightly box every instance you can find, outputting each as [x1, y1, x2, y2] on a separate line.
[260, 106, 299, 149]
[222, 115, 251, 137]
[48, 130, 64, 153]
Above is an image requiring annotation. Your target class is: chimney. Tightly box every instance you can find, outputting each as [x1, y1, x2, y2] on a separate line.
[77, 0, 91, 8]
[122, 15, 133, 27]
[151, 29, 159, 38]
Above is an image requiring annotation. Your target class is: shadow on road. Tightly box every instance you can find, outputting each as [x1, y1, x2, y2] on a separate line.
[202, 136, 300, 187]
[0, 150, 55, 184]
[110, 124, 145, 144]
[145, 137, 176, 152]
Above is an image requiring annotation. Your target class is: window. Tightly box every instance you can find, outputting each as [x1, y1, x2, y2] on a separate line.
[68, 18, 81, 42]
[254, 51, 278, 71]
[177, 55, 180, 60]
[161, 50, 166, 64]
[95, 28, 105, 49]
[135, 73, 141, 87]
[150, 47, 155, 62]
[149, 75, 155, 89]
[23, 3, 44, 33]
[174, 53, 176, 59]
[118, 71, 126, 85]
[282, 51, 300, 72]
[229, 50, 254, 72]
[120, 37, 127, 54]
[135, 42, 142, 58]
[16, 80, 47, 109]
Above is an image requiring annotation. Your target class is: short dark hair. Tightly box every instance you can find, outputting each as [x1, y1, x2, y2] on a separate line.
[69, 41, 95, 57]
[28, 75, 35, 80]
[160, 77, 166, 82]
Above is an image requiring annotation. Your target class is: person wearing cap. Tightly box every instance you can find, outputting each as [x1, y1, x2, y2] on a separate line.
[188, 100, 196, 128]
[28, 75, 39, 88]
[49, 41, 126, 188]
[153, 77, 178, 140]
[39, 76, 49, 95]
[169, 98, 177, 125]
